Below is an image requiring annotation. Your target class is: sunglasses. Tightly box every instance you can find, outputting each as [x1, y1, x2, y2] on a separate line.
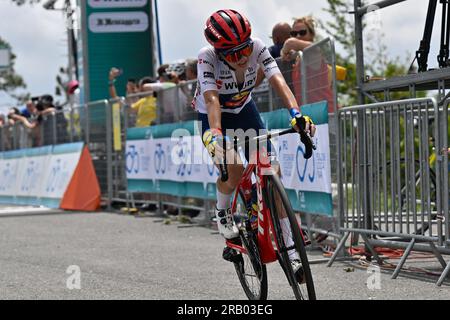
[219, 40, 254, 63]
[290, 29, 308, 37]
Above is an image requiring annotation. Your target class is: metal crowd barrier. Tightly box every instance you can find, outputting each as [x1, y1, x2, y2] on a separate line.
[328, 97, 450, 285]
[0, 38, 344, 240]
[1, 36, 448, 285]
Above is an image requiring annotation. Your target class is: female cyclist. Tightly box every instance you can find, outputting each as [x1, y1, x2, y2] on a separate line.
[192, 9, 315, 268]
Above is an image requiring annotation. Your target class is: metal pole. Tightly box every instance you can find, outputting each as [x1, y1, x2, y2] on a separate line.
[354, 0, 365, 105]
[357, 0, 407, 16]
[105, 100, 113, 211]
[154, 0, 163, 65]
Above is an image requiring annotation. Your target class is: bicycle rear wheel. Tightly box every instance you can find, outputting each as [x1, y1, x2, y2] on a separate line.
[265, 174, 316, 300]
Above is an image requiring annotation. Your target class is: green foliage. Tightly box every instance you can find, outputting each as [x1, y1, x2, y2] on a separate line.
[0, 37, 27, 102]
[319, 0, 420, 105]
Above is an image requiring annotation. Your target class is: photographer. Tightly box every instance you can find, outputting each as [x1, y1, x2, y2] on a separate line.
[37, 94, 68, 146]
[144, 62, 187, 123]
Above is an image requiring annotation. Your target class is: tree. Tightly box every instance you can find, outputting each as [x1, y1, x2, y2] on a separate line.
[319, 0, 424, 105]
[0, 37, 27, 102]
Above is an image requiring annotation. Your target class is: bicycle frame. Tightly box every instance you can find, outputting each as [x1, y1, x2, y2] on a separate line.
[220, 125, 314, 264]
[226, 151, 278, 264]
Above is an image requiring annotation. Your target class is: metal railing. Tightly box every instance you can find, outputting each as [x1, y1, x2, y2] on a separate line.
[328, 97, 450, 285]
[3, 37, 448, 285]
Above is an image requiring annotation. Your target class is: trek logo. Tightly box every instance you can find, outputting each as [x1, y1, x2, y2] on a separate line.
[206, 23, 221, 40]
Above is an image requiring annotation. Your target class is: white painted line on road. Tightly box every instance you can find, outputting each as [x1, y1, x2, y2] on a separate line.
[0, 206, 61, 216]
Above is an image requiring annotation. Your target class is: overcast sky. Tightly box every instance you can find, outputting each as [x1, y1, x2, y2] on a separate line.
[0, 0, 444, 113]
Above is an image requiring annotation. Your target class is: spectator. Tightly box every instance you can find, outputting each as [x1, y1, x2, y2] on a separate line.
[20, 100, 37, 118]
[280, 16, 335, 113]
[268, 22, 292, 59]
[280, 16, 315, 59]
[108, 67, 139, 104]
[179, 58, 198, 120]
[144, 62, 186, 123]
[130, 76, 159, 127]
[0, 113, 5, 127]
[8, 107, 39, 127]
[37, 94, 69, 146]
[182, 58, 198, 96]
[157, 64, 170, 82]
[108, 67, 139, 100]
[108, 67, 158, 127]
[8, 105, 43, 147]
[0, 113, 12, 150]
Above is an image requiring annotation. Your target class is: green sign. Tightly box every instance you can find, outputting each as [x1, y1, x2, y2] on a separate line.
[77, 0, 155, 103]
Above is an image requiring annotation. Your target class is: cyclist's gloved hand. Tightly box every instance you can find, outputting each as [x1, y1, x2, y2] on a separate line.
[202, 128, 230, 159]
[289, 108, 315, 137]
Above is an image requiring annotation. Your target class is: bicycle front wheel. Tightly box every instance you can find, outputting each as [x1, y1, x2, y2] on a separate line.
[233, 191, 268, 300]
[265, 174, 316, 300]
[233, 230, 268, 300]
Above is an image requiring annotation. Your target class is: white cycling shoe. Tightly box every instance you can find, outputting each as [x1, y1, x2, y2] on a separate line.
[291, 259, 306, 284]
[215, 207, 239, 239]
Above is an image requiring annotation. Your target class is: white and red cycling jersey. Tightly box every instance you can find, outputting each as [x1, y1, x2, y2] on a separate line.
[192, 38, 281, 114]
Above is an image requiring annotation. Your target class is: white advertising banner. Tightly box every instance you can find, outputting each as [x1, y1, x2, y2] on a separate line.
[0, 156, 21, 196]
[274, 125, 332, 194]
[126, 124, 331, 195]
[41, 152, 82, 199]
[0, 143, 84, 204]
[15, 154, 52, 197]
[126, 136, 219, 186]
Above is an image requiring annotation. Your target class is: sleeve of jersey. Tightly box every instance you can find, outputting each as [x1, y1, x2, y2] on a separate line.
[255, 38, 281, 79]
[197, 47, 218, 94]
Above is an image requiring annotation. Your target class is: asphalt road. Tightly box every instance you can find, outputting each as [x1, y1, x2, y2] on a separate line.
[0, 207, 449, 300]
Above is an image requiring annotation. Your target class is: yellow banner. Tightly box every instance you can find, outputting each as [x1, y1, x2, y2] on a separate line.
[112, 103, 122, 151]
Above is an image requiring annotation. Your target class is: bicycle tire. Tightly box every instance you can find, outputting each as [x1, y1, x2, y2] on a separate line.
[233, 191, 268, 300]
[264, 174, 316, 300]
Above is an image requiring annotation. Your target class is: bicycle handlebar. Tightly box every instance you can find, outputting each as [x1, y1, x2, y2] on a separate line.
[218, 127, 316, 182]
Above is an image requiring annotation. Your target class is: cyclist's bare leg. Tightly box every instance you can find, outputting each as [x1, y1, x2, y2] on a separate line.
[270, 163, 300, 260]
[270, 163, 287, 219]
[217, 163, 244, 194]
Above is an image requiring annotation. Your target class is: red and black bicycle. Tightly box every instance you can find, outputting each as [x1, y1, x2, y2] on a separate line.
[219, 127, 316, 300]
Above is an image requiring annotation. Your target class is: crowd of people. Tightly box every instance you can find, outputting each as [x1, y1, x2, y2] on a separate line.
[108, 58, 199, 128]
[0, 94, 70, 150]
[107, 15, 325, 129]
[0, 15, 331, 151]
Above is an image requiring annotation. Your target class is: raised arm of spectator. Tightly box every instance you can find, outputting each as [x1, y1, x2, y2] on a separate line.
[108, 67, 121, 99]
